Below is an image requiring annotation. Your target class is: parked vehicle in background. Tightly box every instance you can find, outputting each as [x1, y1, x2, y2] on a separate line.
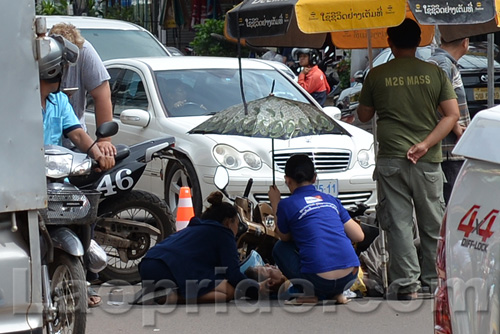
[84, 56, 376, 218]
[337, 45, 500, 123]
[434, 107, 500, 334]
[166, 46, 184, 56]
[42, 15, 172, 60]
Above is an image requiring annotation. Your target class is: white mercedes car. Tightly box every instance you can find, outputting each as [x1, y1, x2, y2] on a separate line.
[85, 56, 376, 216]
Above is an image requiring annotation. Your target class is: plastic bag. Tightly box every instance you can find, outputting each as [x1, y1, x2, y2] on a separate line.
[86, 239, 107, 273]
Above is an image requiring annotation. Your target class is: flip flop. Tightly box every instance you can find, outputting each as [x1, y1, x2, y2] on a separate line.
[88, 286, 102, 308]
[284, 297, 318, 306]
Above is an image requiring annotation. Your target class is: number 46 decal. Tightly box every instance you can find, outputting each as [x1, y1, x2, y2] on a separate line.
[458, 205, 498, 242]
[96, 169, 134, 196]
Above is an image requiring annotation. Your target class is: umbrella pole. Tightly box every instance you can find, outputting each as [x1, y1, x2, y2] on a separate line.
[272, 138, 275, 186]
[236, 9, 248, 115]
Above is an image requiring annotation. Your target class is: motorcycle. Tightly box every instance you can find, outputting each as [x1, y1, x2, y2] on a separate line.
[213, 166, 280, 264]
[68, 125, 177, 284]
[39, 122, 120, 333]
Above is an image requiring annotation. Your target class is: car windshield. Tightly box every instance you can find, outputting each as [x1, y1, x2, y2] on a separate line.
[79, 29, 169, 61]
[155, 68, 310, 117]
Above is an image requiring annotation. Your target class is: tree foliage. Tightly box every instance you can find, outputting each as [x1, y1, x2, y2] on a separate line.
[36, 0, 69, 15]
[190, 19, 251, 57]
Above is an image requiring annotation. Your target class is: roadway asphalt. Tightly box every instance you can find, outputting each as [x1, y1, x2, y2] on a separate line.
[85, 283, 435, 334]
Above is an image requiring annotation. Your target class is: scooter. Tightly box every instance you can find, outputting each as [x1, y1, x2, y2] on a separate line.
[68, 125, 177, 284]
[39, 122, 120, 333]
[213, 166, 280, 264]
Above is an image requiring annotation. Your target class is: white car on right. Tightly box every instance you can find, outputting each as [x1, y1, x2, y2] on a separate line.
[435, 107, 500, 333]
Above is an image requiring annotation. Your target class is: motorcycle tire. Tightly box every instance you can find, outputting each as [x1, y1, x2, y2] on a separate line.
[48, 252, 87, 334]
[96, 190, 175, 284]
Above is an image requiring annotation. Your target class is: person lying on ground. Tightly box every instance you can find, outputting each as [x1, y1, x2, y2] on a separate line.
[139, 191, 268, 303]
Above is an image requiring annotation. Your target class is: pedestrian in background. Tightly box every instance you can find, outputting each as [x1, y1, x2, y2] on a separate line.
[49, 22, 117, 158]
[428, 37, 471, 204]
[293, 48, 330, 107]
[356, 19, 459, 300]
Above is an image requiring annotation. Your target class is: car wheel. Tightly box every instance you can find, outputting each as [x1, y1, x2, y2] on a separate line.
[164, 158, 202, 217]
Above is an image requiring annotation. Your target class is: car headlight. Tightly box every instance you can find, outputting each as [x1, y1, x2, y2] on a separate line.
[357, 143, 375, 168]
[45, 153, 73, 178]
[213, 144, 262, 170]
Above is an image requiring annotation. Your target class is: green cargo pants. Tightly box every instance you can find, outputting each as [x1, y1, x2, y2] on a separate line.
[374, 157, 445, 294]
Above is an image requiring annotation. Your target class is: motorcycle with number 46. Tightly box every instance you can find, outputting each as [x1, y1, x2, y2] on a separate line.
[66, 122, 177, 284]
[40, 122, 121, 334]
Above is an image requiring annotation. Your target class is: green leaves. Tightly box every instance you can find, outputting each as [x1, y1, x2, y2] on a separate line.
[36, 0, 68, 15]
[190, 19, 251, 57]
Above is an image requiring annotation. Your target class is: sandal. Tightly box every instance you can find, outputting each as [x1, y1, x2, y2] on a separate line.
[284, 296, 318, 306]
[88, 286, 102, 308]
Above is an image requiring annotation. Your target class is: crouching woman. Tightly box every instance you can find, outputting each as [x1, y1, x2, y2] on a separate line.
[139, 191, 263, 303]
[269, 154, 365, 304]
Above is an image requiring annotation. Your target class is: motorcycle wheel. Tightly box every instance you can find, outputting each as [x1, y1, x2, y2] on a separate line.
[48, 252, 87, 334]
[164, 158, 202, 217]
[97, 190, 175, 284]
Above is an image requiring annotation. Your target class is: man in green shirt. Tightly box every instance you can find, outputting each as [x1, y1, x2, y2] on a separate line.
[357, 19, 459, 300]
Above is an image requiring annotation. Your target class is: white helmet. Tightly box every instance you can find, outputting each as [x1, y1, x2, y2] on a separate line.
[39, 34, 79, 80]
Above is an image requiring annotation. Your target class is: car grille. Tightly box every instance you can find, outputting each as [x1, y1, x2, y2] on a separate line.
[254, 191, 372, 209]
[274, 151, 351, 173]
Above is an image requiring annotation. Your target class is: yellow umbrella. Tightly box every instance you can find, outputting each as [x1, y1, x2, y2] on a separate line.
[295, 0, 407, 33]
[330, 5, 434, 48]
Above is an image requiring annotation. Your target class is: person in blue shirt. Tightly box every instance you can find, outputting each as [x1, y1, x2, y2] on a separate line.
[268, 154, 364, 304]
[139, 191, 267, 303]
[39, 35, 114, 172]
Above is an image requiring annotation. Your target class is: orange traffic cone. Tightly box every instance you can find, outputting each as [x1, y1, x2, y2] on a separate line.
[176, 187, 195, 231]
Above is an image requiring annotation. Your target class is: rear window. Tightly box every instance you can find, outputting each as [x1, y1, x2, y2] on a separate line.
[79, 29, 169, 61]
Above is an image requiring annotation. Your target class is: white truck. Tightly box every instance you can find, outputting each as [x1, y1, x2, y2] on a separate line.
[0, 1, 64, 333]
[435, 107, 500, 333]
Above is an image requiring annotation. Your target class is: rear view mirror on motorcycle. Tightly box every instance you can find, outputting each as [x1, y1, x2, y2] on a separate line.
[95, 121, 119, 139]
[214, 166, 229, 192]
[86, 121, 119, 156]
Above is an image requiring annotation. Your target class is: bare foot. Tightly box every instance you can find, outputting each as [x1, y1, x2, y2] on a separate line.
[335, 294, 350, 304]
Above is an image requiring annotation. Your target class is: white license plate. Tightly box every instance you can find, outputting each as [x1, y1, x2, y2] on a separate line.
[473, 87, 500, 101]
[315, 179, 338, 196]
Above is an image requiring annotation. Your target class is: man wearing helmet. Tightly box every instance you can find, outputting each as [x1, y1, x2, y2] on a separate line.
[293, 48, 330, 107]
[39, 35, 115, 172]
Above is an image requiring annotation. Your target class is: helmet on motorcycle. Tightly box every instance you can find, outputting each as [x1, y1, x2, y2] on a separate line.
[39, 34, 79, 81]
[291, 48, 319, 65]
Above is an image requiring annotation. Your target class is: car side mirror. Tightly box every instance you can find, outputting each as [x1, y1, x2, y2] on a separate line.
[323, 106, 341, 120]
[120, 109, 150, 127]
[353, 70, 364, 84]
